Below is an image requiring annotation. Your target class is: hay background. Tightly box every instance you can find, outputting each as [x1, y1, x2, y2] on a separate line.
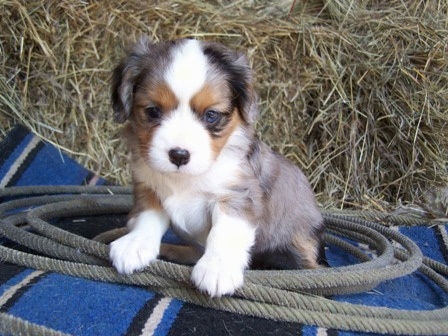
[0, 0, 447, 213]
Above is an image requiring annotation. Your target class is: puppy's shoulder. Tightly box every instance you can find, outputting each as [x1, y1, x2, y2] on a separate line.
[245, 137, 281, 174]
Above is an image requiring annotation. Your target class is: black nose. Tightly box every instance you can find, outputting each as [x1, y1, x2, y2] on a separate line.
[168, 148, 190, 168]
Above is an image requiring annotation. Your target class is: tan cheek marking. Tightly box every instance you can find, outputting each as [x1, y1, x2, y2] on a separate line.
[191, 83, 238, 158]
[123, 123, 153, 169]
[210, 108, 243, 157]
[132, 83, 178, 160]
[291, 235, 320, 269]
[130, 120, 156, 160]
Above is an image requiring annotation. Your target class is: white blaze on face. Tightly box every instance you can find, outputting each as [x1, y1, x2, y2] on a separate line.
[148, 40, 214, 175]
[165, 40, 208, 102]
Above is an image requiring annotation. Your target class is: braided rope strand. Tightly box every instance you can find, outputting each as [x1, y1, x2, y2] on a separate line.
[0, 186, 447, 335]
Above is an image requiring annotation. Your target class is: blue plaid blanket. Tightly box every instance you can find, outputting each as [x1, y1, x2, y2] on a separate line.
[0, 125, 447, 336]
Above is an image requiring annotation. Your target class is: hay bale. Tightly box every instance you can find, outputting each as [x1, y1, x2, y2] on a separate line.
[1, 0, 447, 211]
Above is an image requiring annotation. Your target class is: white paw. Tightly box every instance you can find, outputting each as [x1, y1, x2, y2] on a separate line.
[109, 231, 159, 274]
[191, 253, 245, 297]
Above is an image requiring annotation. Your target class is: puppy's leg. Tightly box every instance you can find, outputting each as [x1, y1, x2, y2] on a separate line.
[110, 209, 169, 274]
[290, 234, 323, 269]
[159, 244, 203, 265]
[191, 205, 256, 297]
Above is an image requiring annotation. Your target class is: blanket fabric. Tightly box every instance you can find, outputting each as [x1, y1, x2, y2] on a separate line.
[0, 125, 447, 336]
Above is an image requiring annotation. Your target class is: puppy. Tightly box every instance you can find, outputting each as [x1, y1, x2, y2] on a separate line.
[109, 37, 327, 297]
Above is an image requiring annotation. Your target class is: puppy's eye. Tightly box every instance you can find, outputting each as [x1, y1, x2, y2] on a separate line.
[204, 110, 221, 124]
[144, 106, 162, 120]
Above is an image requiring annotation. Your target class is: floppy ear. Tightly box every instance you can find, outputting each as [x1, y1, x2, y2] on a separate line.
[230, 51, 258, 125]
[111, 37, 153, 123]
[202, 43, 258, 125]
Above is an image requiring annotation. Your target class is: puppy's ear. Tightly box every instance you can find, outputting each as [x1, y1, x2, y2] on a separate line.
[202, 43, 258, 125]
[111, 37, 152, 123]
[230, 51, 258, 125]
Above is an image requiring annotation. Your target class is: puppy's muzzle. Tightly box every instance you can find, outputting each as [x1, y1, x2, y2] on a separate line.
[169, 147, 190, 167]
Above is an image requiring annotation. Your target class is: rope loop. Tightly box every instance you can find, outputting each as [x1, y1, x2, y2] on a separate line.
[0, 186, 447, 335]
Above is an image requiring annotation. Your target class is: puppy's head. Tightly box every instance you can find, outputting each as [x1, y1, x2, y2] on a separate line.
[112, 37, 257, 175]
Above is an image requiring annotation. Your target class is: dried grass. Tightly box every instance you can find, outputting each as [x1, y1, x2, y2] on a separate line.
[1, 0, 447, 212]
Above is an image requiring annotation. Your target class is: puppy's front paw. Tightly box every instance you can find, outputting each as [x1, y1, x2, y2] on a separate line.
[191, 253, 244, 297]
[109, 232, 159, 274]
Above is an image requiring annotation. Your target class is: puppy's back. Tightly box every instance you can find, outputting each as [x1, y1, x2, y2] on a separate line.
[246, 139, 326, 269]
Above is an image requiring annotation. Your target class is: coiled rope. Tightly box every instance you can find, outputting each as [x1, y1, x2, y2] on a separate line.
[0, 186, 447, 335]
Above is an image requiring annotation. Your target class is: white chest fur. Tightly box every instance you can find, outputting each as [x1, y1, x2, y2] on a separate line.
[163, 190, 211, 246]
[133, 157, 238, 246]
